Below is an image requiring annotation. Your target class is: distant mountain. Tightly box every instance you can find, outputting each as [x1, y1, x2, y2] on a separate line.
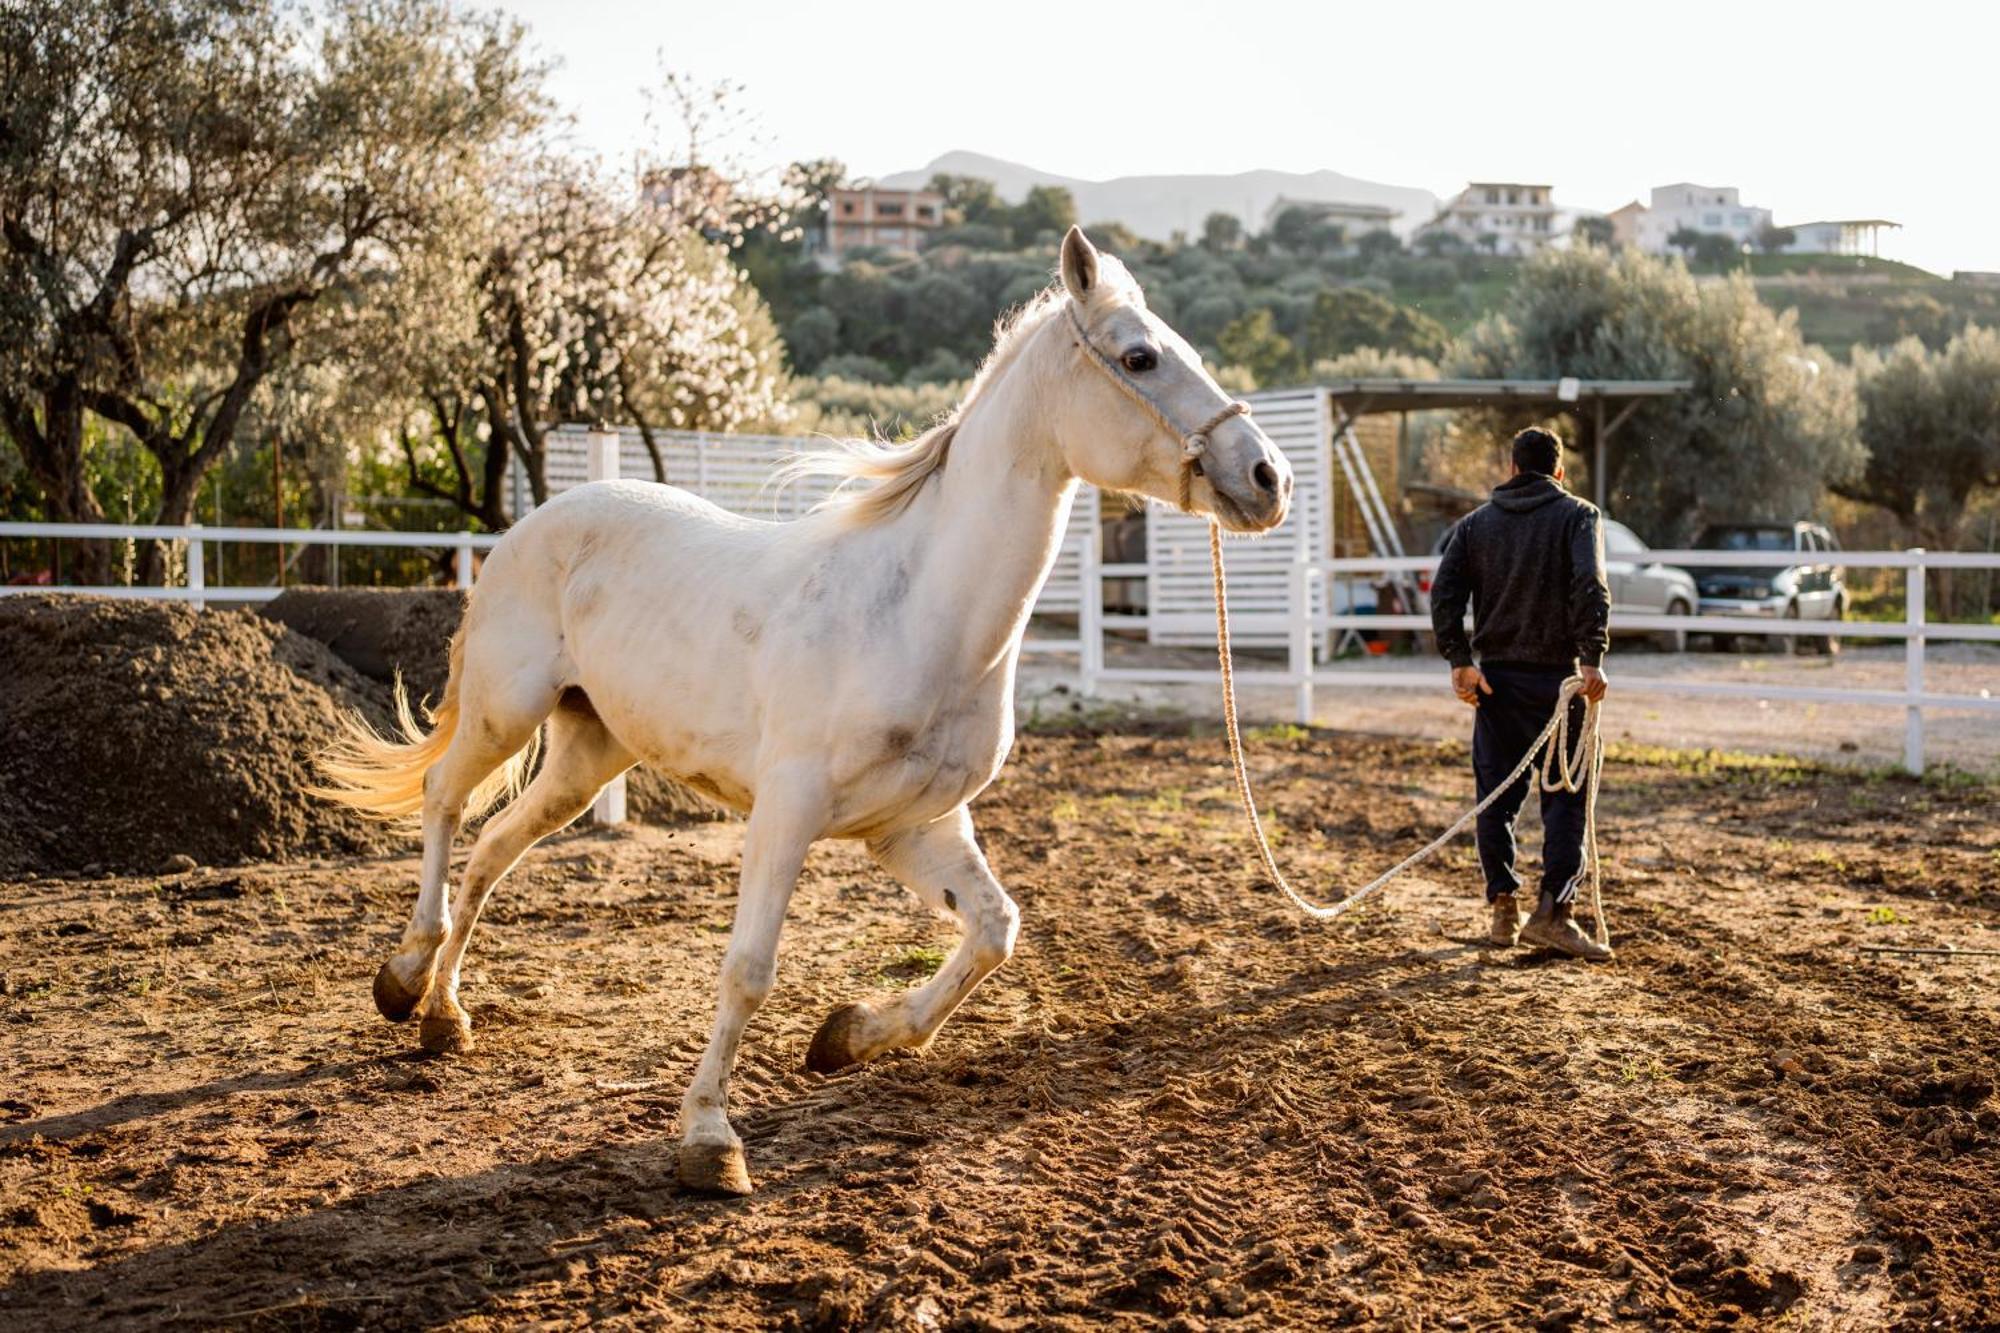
[878, 150, 1440, 243]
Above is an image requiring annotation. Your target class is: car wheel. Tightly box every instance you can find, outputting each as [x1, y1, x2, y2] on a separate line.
[1783, 599, 1807, 654]
[1814, 599, 1844, 656]
[1659, 598, 1691, 653]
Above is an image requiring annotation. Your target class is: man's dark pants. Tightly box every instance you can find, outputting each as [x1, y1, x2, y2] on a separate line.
[1473, 661, 1591, 906]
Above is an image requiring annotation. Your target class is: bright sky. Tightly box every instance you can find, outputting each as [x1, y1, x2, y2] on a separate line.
[498, 0, 1994, 276]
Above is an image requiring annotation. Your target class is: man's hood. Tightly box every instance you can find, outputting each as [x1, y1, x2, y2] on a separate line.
[1490, 474, 1567, 513]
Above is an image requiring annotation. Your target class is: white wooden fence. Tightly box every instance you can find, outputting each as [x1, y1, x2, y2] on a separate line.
[6, 414, 1997, 776]
[0, 521, 496, 609]
[529, 424, 1116, 616]
[1072, 544, 2000, 776]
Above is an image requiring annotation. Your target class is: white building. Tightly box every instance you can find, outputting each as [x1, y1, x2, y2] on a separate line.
[1415, 182, 1559, 255]
[1628, 183, 1772, 253]
[1261, 196, 1400, 240]
[1782, 219, 1900, 258]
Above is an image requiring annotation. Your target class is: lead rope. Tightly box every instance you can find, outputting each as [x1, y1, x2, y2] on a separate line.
[1064, 297, 1609, 945]
[1204, 520, 1611, 945]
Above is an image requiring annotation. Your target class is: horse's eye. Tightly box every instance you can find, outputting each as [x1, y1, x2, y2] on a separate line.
[1121, 348, 1157, 373]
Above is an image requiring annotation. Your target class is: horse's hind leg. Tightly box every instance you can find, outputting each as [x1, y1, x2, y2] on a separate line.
[806, 807, 1018, 1075]
[374, 656, 557, 1032]
[415, 698, 634, 1053]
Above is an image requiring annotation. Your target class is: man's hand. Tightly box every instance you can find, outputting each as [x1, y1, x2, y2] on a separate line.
[1579, 664, 1608, 702]
[1451, 665, 1491, 707]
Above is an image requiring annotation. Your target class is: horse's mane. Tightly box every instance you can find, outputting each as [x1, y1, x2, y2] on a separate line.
[781, 258, 1136, 525]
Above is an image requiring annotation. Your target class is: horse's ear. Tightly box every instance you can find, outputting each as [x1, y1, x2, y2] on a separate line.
[1060, 226, 1100, 303]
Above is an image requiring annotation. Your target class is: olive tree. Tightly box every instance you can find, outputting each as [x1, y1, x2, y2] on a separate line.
[1837, 326, 2000, 613]
[1454, 246, 1863, 541]
[0, 0, 539, 579]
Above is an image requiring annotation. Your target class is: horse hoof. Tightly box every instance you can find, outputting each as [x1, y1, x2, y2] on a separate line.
[805, 1001, 874, 1075]
[678, 1140, 754, 1196]
[373, 959, 428, 1023]
[419, 1013, 474, 1055]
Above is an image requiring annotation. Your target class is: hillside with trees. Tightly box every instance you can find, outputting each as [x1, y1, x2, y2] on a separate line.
[0, 10, 1993, 604]
[747, 185, 1499, 390]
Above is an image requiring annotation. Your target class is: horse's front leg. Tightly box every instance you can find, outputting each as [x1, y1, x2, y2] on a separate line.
[677, 774, 823, 1196]
[807, 806, 1019, 1075]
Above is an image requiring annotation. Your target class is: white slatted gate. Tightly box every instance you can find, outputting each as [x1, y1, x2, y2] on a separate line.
[525, 428, 1100, 616]
[1145, 388, 1333, 653]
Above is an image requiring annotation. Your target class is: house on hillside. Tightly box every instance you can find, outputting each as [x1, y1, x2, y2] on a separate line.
[1782, 219, 1901, 258]
[1261, 196, 1400, 241]
[1608, 200, 1647, 249]
[1624, 183, 1772, 254]
[825, 186, 945, 260]
[1414, 183, 1560, 255]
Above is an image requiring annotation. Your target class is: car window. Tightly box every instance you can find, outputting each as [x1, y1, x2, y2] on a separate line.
[1603, 521, 1644, 556]
[1817, 528, 1841, 552]
[1801, 530, 1821, 553]
[1699, 527, 1792, 551]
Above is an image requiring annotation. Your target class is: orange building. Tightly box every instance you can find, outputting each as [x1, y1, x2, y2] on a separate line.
[826, 186, 945, 257]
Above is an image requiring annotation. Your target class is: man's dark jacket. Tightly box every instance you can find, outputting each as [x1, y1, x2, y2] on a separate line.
[1430, 474, 1610, 670]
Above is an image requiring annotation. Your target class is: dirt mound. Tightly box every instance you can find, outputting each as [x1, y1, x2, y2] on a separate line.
[259, 587, 466, 710]
[0, 596, 397, 875]
[260, 587, 728, 829]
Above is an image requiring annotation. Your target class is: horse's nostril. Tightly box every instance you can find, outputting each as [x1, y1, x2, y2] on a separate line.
[1252, 460, 1279, 494]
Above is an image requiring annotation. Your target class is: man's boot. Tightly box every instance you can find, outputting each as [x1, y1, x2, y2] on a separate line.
[1488, 893, 1524, 947]
[1520, 897, 1614, 961]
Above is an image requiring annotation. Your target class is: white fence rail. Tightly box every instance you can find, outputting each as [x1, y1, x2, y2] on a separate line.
[5, 520, 1996, 775]
[1074, 546, 2000, 777]
[0, 520, 497, 611]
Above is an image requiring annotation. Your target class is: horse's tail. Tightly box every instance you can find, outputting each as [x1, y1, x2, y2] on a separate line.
[308, 621, 539, 825]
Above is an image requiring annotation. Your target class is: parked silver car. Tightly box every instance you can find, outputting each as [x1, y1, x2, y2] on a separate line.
[1692, 522, 1846, 654]
[1602, 519, 1700, 648]
[1419, 517, 1698, 650]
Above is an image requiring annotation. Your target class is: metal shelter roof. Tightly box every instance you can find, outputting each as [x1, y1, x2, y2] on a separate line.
[1311, 378, 1696, 511]
[1315, 378, 1693, 416]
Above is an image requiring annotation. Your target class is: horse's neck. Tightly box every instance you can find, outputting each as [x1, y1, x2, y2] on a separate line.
[898, 320, 1075, 673]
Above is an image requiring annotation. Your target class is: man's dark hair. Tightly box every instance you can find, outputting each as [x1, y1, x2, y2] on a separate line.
[1511, 427, 1562, 477]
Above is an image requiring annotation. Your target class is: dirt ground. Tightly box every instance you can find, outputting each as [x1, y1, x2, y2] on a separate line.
[1022, 640, 2000, 778]
[2, 728, 1997, 1330]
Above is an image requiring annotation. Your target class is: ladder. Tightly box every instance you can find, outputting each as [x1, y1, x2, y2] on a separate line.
[1331, 414, 1419, 650]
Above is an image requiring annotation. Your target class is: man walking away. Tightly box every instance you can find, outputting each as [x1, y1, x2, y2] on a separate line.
[1429, 428, 1613, 961]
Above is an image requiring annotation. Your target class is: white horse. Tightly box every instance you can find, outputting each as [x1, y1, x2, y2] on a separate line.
[314, 227, 1292, 1195]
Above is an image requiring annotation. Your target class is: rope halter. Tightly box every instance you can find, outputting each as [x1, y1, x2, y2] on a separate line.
[1065, 301, 1253, 514]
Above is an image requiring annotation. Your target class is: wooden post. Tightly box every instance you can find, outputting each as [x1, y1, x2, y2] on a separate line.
[186, 523, 205, 611]
[588, 426, 628, 826]
[1593, 396, 1607, 511]
[1078, 524, 1102, 696]
[273, 433, 285, 587]
[1904, 555, 1925, 775]
[1290, 550, 1314, 724]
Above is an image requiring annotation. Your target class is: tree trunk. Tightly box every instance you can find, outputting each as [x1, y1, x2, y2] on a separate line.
[400, 394, 511, 532]
[138, 450, 207, 587]
[4, 381, 113, 583]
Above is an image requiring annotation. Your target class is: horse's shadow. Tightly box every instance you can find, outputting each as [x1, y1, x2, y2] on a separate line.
[0, 939, 1490, 1328]
[0, 1054, 415, 1151]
